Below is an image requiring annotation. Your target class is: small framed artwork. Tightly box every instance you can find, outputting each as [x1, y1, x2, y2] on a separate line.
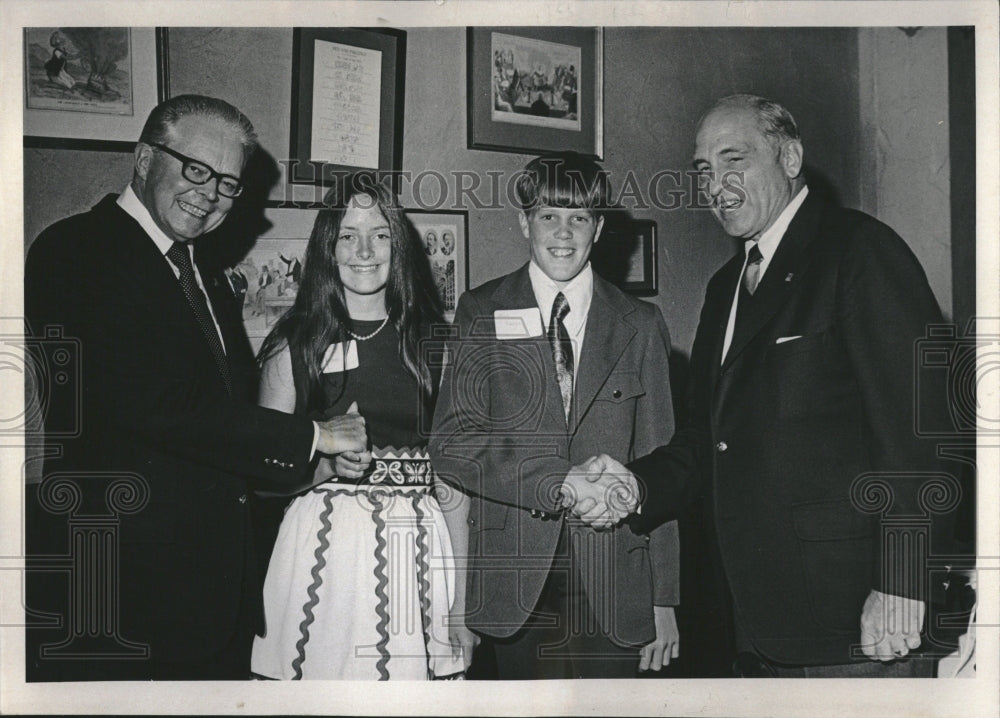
[593, 218, 658, 296]
[289, 27, 406, 185]
[23, 27, 169, 150]
[467, 26, 603, 157]
[233, 208, 317, 348]
[406, 210, 469, 322]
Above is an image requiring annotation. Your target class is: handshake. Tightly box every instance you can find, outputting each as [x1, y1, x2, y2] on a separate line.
[558, 454, 641, 529]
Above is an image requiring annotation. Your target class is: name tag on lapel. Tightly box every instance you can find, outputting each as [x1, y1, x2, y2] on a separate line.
[494, 308, 543, 340]
[321, 341, 360, 373]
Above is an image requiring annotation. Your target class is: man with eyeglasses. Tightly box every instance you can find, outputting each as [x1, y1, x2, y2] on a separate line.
[24, 95, 368, 680]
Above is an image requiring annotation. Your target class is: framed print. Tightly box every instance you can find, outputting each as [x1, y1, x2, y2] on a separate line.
[593, 218, 658, 296]
[234, 207, 317, 349]
[406, 210, 468, 322]
[467, 26, 603, 157]
[23, 27, 168, 150]
[289, 28, 406, 185]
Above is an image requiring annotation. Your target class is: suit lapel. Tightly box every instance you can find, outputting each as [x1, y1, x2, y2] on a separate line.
[490, 265, 569, 432]
[102, 199, 236, 390]
[572, 276, 637, 431]
[721, 192, 823, 372]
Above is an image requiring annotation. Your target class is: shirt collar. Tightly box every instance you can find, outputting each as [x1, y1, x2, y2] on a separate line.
[528, 260, 593, 339]
[746, 185, 809, 269]
[117, 184, 188, 258]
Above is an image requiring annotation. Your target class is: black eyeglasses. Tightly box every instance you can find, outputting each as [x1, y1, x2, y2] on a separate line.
[151, 143, 244, 198]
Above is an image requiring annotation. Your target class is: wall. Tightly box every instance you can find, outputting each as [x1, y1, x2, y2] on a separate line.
[858, 26, 952, 319]
[25, 26, 954, 357]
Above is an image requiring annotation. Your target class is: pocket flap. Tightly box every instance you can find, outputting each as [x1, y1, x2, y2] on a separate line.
[596, 370, 644, 403]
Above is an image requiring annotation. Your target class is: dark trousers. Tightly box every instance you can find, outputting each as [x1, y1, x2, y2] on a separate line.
[485, 527, 640, 680]
[731, 600, 935, 678]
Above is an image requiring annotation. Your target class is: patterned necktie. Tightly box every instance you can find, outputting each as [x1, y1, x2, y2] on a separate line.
[166, 241, 233, 395]
[742, 243, 764, 296]
[547, 292, 573, 423]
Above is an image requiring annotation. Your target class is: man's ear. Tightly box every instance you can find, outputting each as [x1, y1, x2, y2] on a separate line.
[134, 142, 154, 181]
[593, 214, 605, 245]
[780, 139, 804, 180]
[518, 211, 531, 239]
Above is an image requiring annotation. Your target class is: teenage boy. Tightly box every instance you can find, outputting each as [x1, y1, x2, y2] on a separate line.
[429, 152, 679, 678]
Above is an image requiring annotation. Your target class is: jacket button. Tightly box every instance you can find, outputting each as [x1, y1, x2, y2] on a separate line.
[716, 441, 728, 453]
[612, 389, 622, 398]
[468, 517, 476, 526]
[238, 494, 247, 504]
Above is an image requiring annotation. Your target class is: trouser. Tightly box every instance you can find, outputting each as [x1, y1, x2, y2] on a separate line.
[486, 525, 640, 680]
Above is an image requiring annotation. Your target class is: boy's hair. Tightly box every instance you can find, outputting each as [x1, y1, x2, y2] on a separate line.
[514, 151, 611, 213]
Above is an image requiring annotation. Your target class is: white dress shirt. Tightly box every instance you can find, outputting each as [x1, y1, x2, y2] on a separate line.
[529, 260, 594, 381]
[721, 186, 809, 362]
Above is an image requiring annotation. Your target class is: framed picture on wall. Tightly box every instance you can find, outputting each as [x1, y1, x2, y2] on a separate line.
[233, 207, 317, 348]
[23, 27, 169, 150]
[406, 210, 468, 322]
[289, 27, 406, 185]
[592, 218, 658, 296]
[467, 26, 603, 157]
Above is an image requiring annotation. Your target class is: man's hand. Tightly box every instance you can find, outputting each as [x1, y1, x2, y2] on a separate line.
[860, 589, 925, 661]
[639, 605, 679, 672]
[315, 401, 367, 455]
[559, 454, 639, 529]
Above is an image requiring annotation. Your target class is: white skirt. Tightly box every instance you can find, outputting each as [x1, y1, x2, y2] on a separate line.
[251, 450, 463, 680]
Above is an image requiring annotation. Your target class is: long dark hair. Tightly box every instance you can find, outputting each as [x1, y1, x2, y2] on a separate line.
[258, 174, 444, 409]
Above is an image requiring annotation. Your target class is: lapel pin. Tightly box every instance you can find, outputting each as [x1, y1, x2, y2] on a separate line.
[785, 273, 794, 282]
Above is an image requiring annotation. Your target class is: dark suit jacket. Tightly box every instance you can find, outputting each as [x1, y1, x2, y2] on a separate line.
[429, 265, 679, 647]
[629, 192, 947, 665]
[24, 195, 315, 672]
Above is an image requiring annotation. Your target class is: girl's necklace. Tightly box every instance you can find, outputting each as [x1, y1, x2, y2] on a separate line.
[346, 315, 389, 341]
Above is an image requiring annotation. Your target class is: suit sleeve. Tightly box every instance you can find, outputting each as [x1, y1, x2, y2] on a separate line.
[25, 226, 315, 493]
[836, 220, 946, 600]
[428, 290, 571, 513]
[631, 308, 680, 607]
[625, 286, 721, 534]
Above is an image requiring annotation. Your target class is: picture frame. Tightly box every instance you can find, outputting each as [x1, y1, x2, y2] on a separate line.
[289, 27, 406, 186]
[407, 209, 469, 322]
[233, 207, 316, 349]
[592, 218, 658, 296]
[467, 26, 603, 158]
[23, 27, 169, 151]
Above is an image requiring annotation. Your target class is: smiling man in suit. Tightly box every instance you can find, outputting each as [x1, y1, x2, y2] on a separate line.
[576, 94, 947, 676]
[429, 152, 680, 679]
[24, 94, 367, 680]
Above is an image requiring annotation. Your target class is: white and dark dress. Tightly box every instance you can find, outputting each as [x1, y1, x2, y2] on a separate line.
[251, 321, 463, 680]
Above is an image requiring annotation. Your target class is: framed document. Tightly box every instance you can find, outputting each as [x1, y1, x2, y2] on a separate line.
[467, 26, 603, 157]
[289, 27, 406, 185]
[593, 218, 658, 296]
[406, 210, 469, 322]
[23, 27, 169, 151]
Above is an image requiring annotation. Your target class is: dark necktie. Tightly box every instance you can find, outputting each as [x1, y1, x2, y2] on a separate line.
[547, 292, 573, 423]
[166, 241, 233, 395]
[742, 243, 764, 296]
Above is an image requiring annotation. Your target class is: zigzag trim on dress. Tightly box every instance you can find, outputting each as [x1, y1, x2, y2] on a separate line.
[369, 491, 392, 680]
[290, 488, 336, 679]
[410, 493, 435, 679]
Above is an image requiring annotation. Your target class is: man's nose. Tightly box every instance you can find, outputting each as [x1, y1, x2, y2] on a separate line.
[196, 177, 220, 202]
[554, 221, 573, 239]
